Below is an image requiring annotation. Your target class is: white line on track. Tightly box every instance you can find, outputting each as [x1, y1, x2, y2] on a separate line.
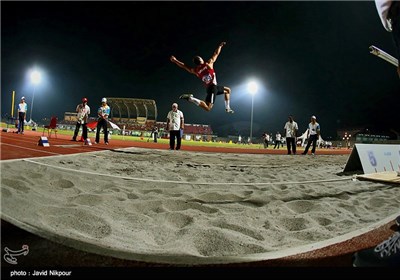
[22, 158, 353, 186]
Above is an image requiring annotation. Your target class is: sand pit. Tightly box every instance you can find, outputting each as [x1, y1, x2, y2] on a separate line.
[1, 147, 399, 265]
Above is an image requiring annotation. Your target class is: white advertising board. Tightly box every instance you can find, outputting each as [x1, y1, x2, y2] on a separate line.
[343, 144, 400, 174]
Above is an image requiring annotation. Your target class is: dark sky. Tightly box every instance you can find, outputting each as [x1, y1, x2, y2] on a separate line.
[2, 0, 399, 138]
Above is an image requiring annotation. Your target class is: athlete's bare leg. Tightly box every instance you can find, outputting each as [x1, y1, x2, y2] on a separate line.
[224, 86, 234, 113]
[199, 101, 213, 111]
[224, 86, 231, 102]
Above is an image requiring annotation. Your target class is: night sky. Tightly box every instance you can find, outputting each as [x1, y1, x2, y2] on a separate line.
[2, 1, 399, 139]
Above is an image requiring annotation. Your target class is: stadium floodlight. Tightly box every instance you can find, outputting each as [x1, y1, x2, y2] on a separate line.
[247, 81, 258, 143]
[29, 70, 41, 122]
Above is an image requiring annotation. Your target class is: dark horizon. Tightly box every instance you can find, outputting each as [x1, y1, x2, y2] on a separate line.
[2, 1, 399, 139]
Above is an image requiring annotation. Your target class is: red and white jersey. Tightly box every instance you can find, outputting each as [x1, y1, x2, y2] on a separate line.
[195, 63, 217, 86]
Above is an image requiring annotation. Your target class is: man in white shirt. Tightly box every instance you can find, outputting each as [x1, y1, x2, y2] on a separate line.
[166, 103, 184, 150]
[72, 97, 90, 141]
[284, 115, 298, 155]
[375, 0, 400, 78]
[302, 115, 320, 155]
[17, 96, 28, 134]
[274, 131, 282, 149]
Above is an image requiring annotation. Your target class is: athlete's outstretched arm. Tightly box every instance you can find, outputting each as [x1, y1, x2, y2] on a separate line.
[170, 56, 195, 75]
[208, 42, 226, 64]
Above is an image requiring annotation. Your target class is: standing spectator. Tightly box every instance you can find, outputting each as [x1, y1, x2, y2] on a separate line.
[17, 96, 27, 134]
[262, 132, 270, 148]
[152, 126, 159, 143]
[274, 131, 282, 149]
[375, 0, 400, 78]
[166, 103, 184, 150]
[302, 116, 321, 155]
[72, 97, 90, 141]
[284, 115, 298, 155]
[238, 135, 242, 144]
[95, 97, 110, 145]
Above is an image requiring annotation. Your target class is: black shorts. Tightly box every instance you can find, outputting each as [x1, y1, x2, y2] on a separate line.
[205, 84, 225, 104]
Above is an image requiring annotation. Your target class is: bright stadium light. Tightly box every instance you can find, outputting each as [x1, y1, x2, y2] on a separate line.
[248, 81, 258, 95]
[248, 80, 258, 144]
[29, 70, 42, 122]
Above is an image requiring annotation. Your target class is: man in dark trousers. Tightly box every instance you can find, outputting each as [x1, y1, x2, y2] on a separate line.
[166, 103, 184, 150]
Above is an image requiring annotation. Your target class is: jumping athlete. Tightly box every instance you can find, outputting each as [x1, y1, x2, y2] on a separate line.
[170, 42, 234, 113]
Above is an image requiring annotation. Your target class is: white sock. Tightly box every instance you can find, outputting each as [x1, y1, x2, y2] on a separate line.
[224, 100, 230, 109]
[189, 96, 201, 106]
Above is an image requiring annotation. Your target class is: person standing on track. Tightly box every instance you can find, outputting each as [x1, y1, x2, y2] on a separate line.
[17, 96, 27, 134]
[302, 115, 320, 156]
[166, 103, 184, 150]
[95, 97, 110, 145]
[72, 97, 90, 142]
[284, 115, 298, 155]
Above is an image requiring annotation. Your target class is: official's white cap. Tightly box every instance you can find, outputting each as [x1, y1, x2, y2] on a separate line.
[101, 97, 107, 103]
[172, 103, 178, 108]
[21, 96, 25, 100]
[311, 115, 316, 119]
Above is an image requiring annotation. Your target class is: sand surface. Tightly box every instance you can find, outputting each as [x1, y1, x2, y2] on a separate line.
[1, 147, 399, 264]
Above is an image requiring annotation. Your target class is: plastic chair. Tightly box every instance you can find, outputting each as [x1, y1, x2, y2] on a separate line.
[43, 116, 58, 138]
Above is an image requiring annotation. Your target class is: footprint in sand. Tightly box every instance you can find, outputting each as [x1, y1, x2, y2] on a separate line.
[2, 179, 30, 193]
[41, 207, 111, 239]
[51, 179, 75, 189]
[162, 212, 194, 229]
[70, 194, 104, 206]
[277, 217, 310, 231]
[285, 200, 318, 214]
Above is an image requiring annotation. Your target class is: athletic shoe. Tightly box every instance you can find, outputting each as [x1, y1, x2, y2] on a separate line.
[105, 142, 109, 145]
[396, 215, 400, 227]
[179, 94, 193, 100]
[94, 142, 98, 144]
[225, 108, 235, 114]
[353, 231, 400, 267]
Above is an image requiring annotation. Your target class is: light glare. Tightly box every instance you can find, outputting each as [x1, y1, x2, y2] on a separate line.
[248, 81, 258, 95]
[31, 70, 41, 85]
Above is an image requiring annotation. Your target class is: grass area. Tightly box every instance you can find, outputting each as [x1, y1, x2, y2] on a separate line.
[1, 121, 275, 150]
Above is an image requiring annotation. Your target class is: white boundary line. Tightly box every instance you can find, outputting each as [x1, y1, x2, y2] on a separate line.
[0, 148, 109, 163]
[22, 158, 353, 186]
[0, 143, 61, 156]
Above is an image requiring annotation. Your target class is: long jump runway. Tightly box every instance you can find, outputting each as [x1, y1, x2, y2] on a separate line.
[1, 130, 399, 268]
